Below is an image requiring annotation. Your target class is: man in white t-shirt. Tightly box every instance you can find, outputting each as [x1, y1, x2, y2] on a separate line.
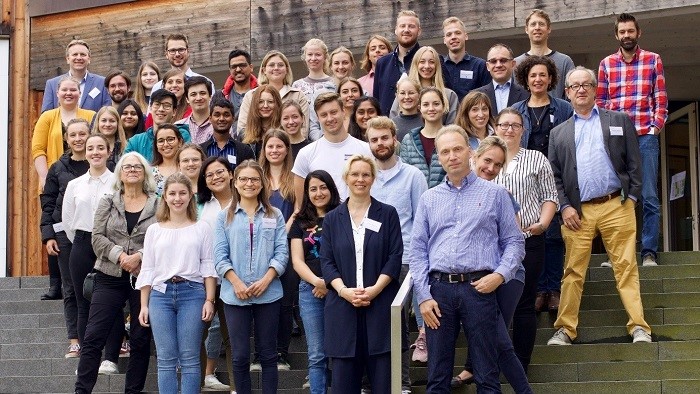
[292, 92, 371, 203]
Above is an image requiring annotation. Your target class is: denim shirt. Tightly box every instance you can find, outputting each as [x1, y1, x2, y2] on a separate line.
[214, 203, 288, 306]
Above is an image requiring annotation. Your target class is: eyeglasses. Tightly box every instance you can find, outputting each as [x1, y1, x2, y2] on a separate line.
[122, 164, 144, 172]
[151, 102, 173, 110]
[229, 63, 249, 70]
[156, 136, 178, 145]
[205, 168, 228, 180]
[166, 47, 188, 55]
[237, 176, 261, 184]
[497, 123, 523, 131]
[567, 83, 595, 91]
[487, 58, 513, 65]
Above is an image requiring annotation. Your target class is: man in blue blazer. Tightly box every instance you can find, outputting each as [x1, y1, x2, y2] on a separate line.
[41, 39, 111, 113]
[547, 67, 652, 346]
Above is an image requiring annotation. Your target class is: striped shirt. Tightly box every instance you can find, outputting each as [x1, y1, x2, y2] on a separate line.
[596, 46, 668, 135]
[408, 171, 525, 305]
[494, 148, 558, 237]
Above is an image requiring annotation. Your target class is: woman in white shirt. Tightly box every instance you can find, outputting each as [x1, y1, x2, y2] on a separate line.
[136, 173, 217, 394]
[62, 133, 115, 346]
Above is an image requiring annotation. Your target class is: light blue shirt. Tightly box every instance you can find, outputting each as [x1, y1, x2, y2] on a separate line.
[493, 79, 511, 113]
[371, 157, 428, 264]
[574, 106, 622, 202]
[214, 203, 288, 306]
[408, 171, 525, 305]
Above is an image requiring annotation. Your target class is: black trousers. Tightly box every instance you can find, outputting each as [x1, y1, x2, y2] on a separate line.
[75, 271, 151, 394]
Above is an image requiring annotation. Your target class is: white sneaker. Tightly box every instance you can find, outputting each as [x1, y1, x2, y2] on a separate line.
[600, 260, 612, 268]
[547, 328, 572, 345]
[203, 374, 230, 390]
[302, 375, 310, 389]
[632, 326, 652, 343]
[98, 360, 119, 375]
[642, 255, 658, 267]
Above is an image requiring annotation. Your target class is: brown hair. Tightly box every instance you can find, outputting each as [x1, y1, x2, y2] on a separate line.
[162, 69, 189, 121]
[259, 129, 295, 203]
[133, 61, 161, 112]
[258, 50, 294, 86]
[226, 160, 274, 223]
[156, 172, 197, 222]
[525, 9, 551, 27]
[615, 13, 640, 32]
[92, 106, 127, 156]
[455, 91, 496, 140]
[243, 85, 283, 144]
[313, 92, 343, 113]
[360, 35, 392, 72]
[513, 55, 558, 92]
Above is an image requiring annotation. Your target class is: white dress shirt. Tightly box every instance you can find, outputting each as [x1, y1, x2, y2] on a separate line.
[62, 169, 115, 242]
[350, 207, 370, 288]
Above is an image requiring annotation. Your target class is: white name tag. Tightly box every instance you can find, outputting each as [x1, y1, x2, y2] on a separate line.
[460, 70, 474, 79]
[610, 126, 624, 136]
[364, 218, 382, 233]
[227, 155, 237, 165]
[262, 218, 277, 229]
[53, 222, 64, 233]
[152, 283, 166, 294]
[549, 114, 555, 123]
[88, 87, 101, 99]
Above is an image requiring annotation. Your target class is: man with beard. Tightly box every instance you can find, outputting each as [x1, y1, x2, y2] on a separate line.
[374, 10, 422, 115]
[199, 97, 254, 170]
[104, 70, 131, 108]
[440, 17, 490, 102]
[515, 9, 575, 100]
[41, 39, 111, 113]
[150, 34, 214, 94]
[222, 49, 257, 120]
[596, 12, 668, 267]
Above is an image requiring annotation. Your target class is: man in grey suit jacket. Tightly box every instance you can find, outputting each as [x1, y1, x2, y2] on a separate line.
[547, 67, 652, 346]
[475, 44, 529, 114]
[41, 39, 111, 113]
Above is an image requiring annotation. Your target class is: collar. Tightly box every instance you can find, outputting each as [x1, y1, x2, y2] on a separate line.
[445, 170, 476, 189]
[89, 169, 112, 183]
[68, 71, 89, 83]
[573, 105, 600, 121]
[234, 202, 266, 215]
[616, 46, 642, 63]
[443, 52, 472, 65]
[493, 78, 512, 90]
[394, 43, 420, 58]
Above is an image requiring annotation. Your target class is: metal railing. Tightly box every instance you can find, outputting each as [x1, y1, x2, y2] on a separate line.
[390, 271, 413, 393]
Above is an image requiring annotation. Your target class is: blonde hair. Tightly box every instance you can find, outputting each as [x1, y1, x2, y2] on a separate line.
[301, 38, 329, 74]
[408, 46, 449, 106]
[397, 10, 420, 27]
[156, 173, 197, 222]
[328, 46, 356, 77]
[360, 35, 392, 72]
[258, 50, 294, 86]
[92, 106, 127, 155]
[366, 116, 397, 137]
[342, 154, 377, 181]
[442, 16, 467, 31]
[475, 135, 508, 160]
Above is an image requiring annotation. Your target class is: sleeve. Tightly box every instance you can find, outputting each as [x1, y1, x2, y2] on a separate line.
[236, 90, 253, 137]
[652, 54, 668, 130]
[39, 164, 60, 242]
[595, 59, 610, 108]
[389, 97, 400, 118]
[307, 105, 323, 142]
[373, 60, 386, 111]
[237, 142, 256, 163]
[177, 124, 192, 143]
[31, 111, 53, 160]
[41, 79, 56, 113]
[410, 170, 429, 218]
[291, 148, 311, 178]
[61, 180, 77, 243]
[407, 196, 432, 305]
[124, 135, 136, 154]
[536, 152, 559, 208]
[214, 210, 234, 278]
[288, 220, 303, 240]
[380, 206, 403, 281]
[91, 196, 123, 265]
[445, 89, 459, 125]
[198, 222, 218, 279]
[101, 85, 112, 108]
[560, 56, 575, 99]
[268, 211, 289, 276]
[134, 225, 156, 289]
[547, 126, 571, 211]
[320, 212, 342, 285]
[478, 61, 491, 89]
[494, 189, 526, 283]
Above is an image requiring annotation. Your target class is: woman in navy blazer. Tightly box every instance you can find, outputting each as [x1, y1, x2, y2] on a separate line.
[320, 155, 403, 394]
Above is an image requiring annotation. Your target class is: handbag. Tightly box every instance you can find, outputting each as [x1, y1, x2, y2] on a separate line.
[83, 270, 97, 301]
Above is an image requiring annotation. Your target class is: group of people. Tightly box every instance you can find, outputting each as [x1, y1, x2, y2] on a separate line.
[32, 6, 666, 394]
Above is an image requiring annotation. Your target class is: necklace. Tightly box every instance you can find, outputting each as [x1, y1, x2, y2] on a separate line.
[529, 105, 549, 127]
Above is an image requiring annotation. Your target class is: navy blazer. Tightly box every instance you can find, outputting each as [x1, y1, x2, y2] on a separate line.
[373, 44, 421, 116]
[41, 72, 111, 113]
[548, 108, 642, 216]
[475, 79, 529, 114]
[320, 197, 403, 357]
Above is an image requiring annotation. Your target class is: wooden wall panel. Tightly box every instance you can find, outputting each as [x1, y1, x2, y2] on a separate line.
[29, 0, 251, 90]
[249, 0, 515, 59]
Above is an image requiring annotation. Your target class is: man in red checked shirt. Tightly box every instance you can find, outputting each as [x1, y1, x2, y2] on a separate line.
[596, 12, 668, 267]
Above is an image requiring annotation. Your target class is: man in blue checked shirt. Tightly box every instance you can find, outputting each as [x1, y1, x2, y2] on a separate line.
[408, 125, 527, 393]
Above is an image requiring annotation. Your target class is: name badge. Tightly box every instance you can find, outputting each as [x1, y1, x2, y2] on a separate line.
[344, 154, 354, 161]
[152, 283, 166, 294]
[227, 154, 237, 165]
[460, 70, 474, 79]
[88, 87, 101, 99]
[262, 218, 277, 229]
[364, 218, 382, 233]
[549, 114, 555, 123]
[610, 126, 624, 136]
[52, 222, 64, 233]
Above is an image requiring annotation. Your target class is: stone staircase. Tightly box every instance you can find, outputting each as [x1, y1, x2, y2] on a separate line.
[408, 251, 700, 393]
[2, 251, 699, 393]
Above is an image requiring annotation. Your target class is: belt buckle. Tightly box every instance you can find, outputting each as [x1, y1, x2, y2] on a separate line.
[447, 273, 463, 283]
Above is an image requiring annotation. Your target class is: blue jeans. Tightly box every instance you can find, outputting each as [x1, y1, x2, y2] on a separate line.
[426, 277, 502, 393]
[224, 301, 281, 394]
[538, 221, 565, 292]
[639, 134, 660, 258]
[204, 314, 222, 359]
[299, 280, 327, 394]
[149, 280, 206, 394]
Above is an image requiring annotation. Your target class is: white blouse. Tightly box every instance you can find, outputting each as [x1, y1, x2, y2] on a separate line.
[62, 169, 115, 242]
[350, 207, 370, 288]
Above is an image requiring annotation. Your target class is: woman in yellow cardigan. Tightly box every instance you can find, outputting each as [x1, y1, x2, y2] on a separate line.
[32, 76, 96, 190]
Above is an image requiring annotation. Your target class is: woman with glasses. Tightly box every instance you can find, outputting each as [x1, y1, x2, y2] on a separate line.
[151, 124, 185, 196]
[74, 152, 157, 394]
[215, 160, 288, 394]
[391, 78, 423, 143]
[241, 85, 283, 159]
[511, 56, 572, 319]
[493, 108, 558, 373]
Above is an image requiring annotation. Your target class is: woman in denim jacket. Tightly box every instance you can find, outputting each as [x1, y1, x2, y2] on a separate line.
[214, 159, 289, 394]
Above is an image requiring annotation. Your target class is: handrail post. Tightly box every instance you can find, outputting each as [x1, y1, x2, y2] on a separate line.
[390, 271, 413, 394]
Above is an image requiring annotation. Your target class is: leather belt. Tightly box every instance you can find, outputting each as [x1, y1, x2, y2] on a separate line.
[584, 190, 621, 204]
[170, 276, 186, 283]
[430, 270, 491, 283]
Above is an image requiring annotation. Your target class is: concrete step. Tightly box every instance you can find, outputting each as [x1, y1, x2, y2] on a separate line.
[584, 277, 700, 296]
[531, 340, 700, 364]
[0, 276, 51, 290]
[0, 312, 65, 329]
[0, 300, 65, 315]
[589, 264, 700, 281]
[589, 251, 700, 266]
[527, 359, 700, 383]
[0, 287, 62, 302]
[536, 306, 700, 329]
[534, 324, 700, 345]
[580, 292, 700, 310]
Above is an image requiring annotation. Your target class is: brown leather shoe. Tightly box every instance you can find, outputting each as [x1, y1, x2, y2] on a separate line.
[535, 291, 549, 312]
[548, 291, 560, 311]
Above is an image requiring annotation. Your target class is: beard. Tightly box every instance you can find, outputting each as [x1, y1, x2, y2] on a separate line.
[372, 145, 395, 161]
[619, 37, 638, 51]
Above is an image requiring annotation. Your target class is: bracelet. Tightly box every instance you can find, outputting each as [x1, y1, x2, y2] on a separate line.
[339, 286, 347, 297]
[205, 298, 215, 304]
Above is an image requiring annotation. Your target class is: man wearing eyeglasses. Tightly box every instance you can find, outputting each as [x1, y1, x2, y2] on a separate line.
[150, 34, 215, 95]
[547, 66, 652, 346]
[475, 44, 529, 114]
[440, 16, 490, 102]
[222, 49, 257, 122]
[104, 70, 131, 108]
[124, 89, 191, 162]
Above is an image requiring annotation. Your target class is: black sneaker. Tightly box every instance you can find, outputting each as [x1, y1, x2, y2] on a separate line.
[277, 354, 291, 371]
